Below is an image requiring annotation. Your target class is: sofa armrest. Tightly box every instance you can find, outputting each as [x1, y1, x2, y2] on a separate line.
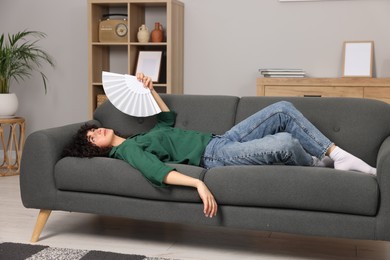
[20, 120, 100, 210]
[375, 136, 390, 240]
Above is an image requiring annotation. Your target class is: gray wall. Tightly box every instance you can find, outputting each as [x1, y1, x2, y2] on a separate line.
[0, 0, 389, 136]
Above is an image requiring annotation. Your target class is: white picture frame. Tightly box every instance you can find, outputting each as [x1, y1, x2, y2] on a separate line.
[279, 0, 328, 2]
[342, 41, 374, 78]
[135, 51, 162, 82]
[279, 0, 348, 2]
[279, 0, 337, 1]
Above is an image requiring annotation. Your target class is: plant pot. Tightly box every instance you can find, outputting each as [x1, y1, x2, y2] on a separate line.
[0, 93, 19, 118]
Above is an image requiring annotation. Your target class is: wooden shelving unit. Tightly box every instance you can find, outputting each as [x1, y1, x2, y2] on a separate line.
[88, 0, 184, 116]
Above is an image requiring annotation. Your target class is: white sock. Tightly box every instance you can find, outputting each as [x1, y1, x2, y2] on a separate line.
[312, 156, 334, 168]
[329, 146, 376, 176]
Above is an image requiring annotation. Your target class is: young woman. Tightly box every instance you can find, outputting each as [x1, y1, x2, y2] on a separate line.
[64, 73, 377, 219]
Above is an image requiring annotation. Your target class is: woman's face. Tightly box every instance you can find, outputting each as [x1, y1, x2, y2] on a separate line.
[86, 128, 115, 148]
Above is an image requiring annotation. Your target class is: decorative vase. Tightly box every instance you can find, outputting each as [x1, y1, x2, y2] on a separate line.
[137, 24, 150, 43]
[151, 22, 163, 42]
[0, 93, 19, 118]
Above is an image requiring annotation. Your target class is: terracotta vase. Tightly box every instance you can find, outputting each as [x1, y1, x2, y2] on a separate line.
[137, 24, 150, 43]
[151, 22, 163, 42]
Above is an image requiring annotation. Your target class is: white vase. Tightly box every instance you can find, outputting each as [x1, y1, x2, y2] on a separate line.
[0, 93, 19, 118]
[137, 24, 150, 43]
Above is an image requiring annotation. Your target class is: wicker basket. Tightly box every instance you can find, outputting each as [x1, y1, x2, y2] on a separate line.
[97, 94, 108, 107]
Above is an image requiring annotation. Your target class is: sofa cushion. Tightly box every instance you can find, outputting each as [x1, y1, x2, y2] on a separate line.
[55, 157, 203, 203]
[55, 157, 378, 216]
[204, 165, 379, 216]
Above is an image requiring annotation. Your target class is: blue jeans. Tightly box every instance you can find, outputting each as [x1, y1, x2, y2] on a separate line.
[201, 101, 333, 169]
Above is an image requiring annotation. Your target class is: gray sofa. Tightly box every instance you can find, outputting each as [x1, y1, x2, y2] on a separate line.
[20, 95, 390, 242]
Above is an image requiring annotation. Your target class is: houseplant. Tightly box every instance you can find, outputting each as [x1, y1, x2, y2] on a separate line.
[0, 30, 54, 117]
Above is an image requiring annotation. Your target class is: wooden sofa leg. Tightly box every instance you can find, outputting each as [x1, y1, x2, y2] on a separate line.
[31, 209, 52, 243]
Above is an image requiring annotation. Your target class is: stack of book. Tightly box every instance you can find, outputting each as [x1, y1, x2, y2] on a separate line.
[259, 68, 306, 78]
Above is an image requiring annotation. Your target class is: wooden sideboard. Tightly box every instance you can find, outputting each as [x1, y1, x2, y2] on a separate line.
[257, 78, 390, 104]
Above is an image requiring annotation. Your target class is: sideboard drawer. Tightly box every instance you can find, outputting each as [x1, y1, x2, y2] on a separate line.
[364, 87, 390, 103]
[265, 86, 364, 98]
[257, 78, 390, 104]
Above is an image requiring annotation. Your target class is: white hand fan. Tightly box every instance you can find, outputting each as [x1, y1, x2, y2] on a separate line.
[102, 71, 161, 117]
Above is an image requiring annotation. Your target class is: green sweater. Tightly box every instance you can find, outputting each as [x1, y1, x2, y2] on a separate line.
[109, 111, 213, 187]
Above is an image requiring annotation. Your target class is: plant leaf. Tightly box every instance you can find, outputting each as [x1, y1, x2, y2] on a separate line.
[0, 29, 55, 94]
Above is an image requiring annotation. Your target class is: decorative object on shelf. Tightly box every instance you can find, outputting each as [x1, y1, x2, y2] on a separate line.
[137, 24, 150, 43]
[259, 68, 306, 78]
[0, 117, 25, 176]
[0, 30, 55, 117]
[151, 22, 164, 42]
[102, 71, 161, 117]
[135, 51, 163, 82]
[97, 94, 108, 107]
[99, 14, 128, 43]
[342, 41, 374, 78]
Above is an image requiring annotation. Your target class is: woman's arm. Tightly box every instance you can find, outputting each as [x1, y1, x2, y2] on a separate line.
[136, 72, 170, 112]
[163, 170, 218, 218]
[151, 89, 170, 112]
[135, 73, 217, 217]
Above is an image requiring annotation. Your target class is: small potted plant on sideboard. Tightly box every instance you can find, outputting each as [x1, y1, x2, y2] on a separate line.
[0, 30, 54, 117]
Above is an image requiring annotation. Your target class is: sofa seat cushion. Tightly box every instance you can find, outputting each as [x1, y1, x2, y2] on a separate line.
[55, 157, 204, 203]
[204, 165, 379, 216]
[56, 158, 378, 216]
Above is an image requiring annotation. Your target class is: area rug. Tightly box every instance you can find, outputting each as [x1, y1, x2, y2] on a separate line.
[0, 242, 177, 260]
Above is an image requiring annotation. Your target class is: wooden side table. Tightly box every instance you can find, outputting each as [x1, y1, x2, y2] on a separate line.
[0, 117, 25, 176]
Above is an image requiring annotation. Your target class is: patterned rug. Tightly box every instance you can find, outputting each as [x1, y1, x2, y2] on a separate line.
[0, 242, 176, 260]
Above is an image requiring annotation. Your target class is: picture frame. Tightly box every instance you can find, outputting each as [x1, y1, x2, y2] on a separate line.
[135, 51, 163, 82]
[342, 41, 374, 78]
[279, 0, 340, 2]
[279, 0, 328, 2]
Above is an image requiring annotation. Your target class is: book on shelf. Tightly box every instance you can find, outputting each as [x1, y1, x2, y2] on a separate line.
[263, 74, 305, 78]
[259, 68, 306, 78]
[259, 68, 304, 73]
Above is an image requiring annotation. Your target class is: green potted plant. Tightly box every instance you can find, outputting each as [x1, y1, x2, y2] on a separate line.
[0, 30, 54, 117]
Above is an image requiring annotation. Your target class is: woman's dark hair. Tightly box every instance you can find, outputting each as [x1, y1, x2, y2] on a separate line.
[62, 123, 112, 158]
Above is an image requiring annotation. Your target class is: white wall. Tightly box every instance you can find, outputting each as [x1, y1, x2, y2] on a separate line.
[0, 0, 389, 136]
[183, 0, 390, 96]
[0, 0, 88, 136]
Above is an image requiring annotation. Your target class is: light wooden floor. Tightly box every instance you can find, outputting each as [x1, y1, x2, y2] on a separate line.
[2, 175, 390, 260]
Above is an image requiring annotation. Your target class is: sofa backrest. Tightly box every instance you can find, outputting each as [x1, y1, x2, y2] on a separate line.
[236, 97, 390, 166]
[94, 94, 239, 137]
[94, 95, 390, 166]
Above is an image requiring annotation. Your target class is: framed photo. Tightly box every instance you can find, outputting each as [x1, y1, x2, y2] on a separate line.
[342, 41, 374, 77]
[135, 51, 162, 82]
[279, 0, 327, 2]
[279, 0, 339, 1]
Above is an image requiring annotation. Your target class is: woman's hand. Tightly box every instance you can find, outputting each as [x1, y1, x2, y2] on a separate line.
[163, 170, 218, 218]
[136, 72, 153, 90]
[196, 181, 218, 218]
[136, 72, 170, 112]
